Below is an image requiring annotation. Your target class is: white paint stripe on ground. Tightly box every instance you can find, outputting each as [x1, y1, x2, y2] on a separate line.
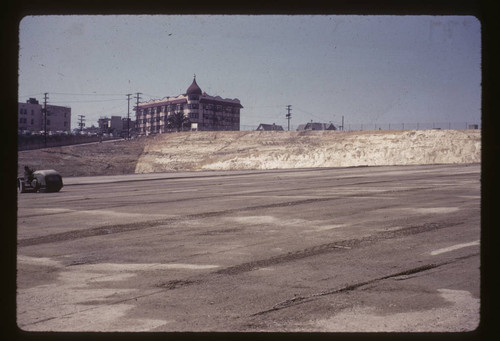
[430, 240, 480, 256]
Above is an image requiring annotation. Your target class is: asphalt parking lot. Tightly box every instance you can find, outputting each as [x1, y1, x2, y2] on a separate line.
[17, 164, 480, 332]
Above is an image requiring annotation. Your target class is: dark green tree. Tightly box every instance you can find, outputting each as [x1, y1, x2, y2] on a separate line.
[166, 111, 191, 132]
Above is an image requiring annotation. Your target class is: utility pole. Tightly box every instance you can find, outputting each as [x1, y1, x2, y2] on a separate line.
[43, 93, 48, 147]
[342, 115, 344, 131]
[126, 94, 132, 139]
[286, 105, 292, 131]
[78, 115, 86, 133]
[135, 92, 142, 136]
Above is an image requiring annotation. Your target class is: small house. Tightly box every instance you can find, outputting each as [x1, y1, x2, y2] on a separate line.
[297, 122, 337, 131]
[256, 123, 284, 131]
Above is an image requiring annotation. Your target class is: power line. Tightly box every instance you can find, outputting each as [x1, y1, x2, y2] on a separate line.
[141, 93, 162, 99]
[294, 106, 334, 123]
[19, 93, 44, 98]
[48, 98, 125, 104]
[244, 105, 284, 109]
[50, 92, 125, 96]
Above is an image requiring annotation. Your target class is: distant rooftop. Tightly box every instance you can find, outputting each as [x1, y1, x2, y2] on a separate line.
[257, 123, 284, 131]
[297, 122, 337, 131]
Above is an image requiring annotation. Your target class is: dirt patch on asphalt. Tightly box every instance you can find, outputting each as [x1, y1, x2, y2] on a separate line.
[311, 287, 479, 332]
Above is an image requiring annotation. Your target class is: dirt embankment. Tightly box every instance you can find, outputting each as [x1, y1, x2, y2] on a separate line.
[134, 130, 481, 173]
[17, 139, 149, 177]
[18, 130, 481, 177]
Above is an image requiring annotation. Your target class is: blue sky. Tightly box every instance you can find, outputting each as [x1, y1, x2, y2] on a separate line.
[18, 15, 481, 130]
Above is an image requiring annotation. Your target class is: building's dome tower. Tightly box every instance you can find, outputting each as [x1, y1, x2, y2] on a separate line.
[186, 75, 202, 96]
[186, 75, 201, 127]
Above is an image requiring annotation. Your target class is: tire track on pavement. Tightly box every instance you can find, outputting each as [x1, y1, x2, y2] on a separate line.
[215, 221, 461, 275]
[18, 185, 438, 247]
[249, 252, 479, 317]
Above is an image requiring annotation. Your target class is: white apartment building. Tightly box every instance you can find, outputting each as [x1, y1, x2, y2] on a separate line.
[135, 77, 243, 135]
[18, 98, 71, 133]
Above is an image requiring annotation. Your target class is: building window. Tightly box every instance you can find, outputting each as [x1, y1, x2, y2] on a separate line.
[64, 122, 67, 127]
[31, 119, 34, 124]
[47, 120, 51, 125]
[31, 110, 34, 115]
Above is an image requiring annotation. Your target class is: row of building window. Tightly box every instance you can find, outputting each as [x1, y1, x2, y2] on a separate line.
[19, 118, 34, 124]
[137, 113, 239, 125]
[19, 109, 69, 117]
[19, 118, 68, 126]
[138, 105, 239, 115]
[138, 123, 237, 132]
[19, 109, 36, 115]
[202, 114, 239, 122]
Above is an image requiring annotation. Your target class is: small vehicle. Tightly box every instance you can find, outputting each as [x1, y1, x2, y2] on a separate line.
[18, 169, 63, 193]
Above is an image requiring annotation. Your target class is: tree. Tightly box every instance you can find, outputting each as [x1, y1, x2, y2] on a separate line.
[166, 111, 191, 132]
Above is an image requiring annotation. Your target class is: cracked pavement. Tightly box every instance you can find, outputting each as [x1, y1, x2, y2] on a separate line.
[17, 164, 480, 332]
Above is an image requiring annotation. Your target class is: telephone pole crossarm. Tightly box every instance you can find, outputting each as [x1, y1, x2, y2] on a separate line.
[77, 115, 86, 133]
[135, 92, 142, 135]
[285, 105, 292, 131]
[43, 93, 48, 147]
[126, 94, 132, 139]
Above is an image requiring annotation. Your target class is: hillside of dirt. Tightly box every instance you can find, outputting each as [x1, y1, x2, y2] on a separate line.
[18, 130, 481, 177]
[17, 139, 149, 177]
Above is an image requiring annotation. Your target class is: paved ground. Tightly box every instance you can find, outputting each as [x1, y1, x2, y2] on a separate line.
[16, 164, 481, 332]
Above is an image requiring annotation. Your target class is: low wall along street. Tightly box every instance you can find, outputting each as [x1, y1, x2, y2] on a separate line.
[18, 130, 481, 177]
[17, 134, 120, 151]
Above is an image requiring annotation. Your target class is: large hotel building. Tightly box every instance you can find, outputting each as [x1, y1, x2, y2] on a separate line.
[135, 77, 243, 135]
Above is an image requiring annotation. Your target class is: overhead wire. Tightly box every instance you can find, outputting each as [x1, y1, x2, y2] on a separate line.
[48, 92, 126, 96]
[48, 98, 125, 104]
[294, 106, 335, 123]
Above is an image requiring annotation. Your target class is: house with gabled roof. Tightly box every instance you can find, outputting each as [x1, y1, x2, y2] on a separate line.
[256, 123, 284, 131]
[297, 122, 337, 131]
